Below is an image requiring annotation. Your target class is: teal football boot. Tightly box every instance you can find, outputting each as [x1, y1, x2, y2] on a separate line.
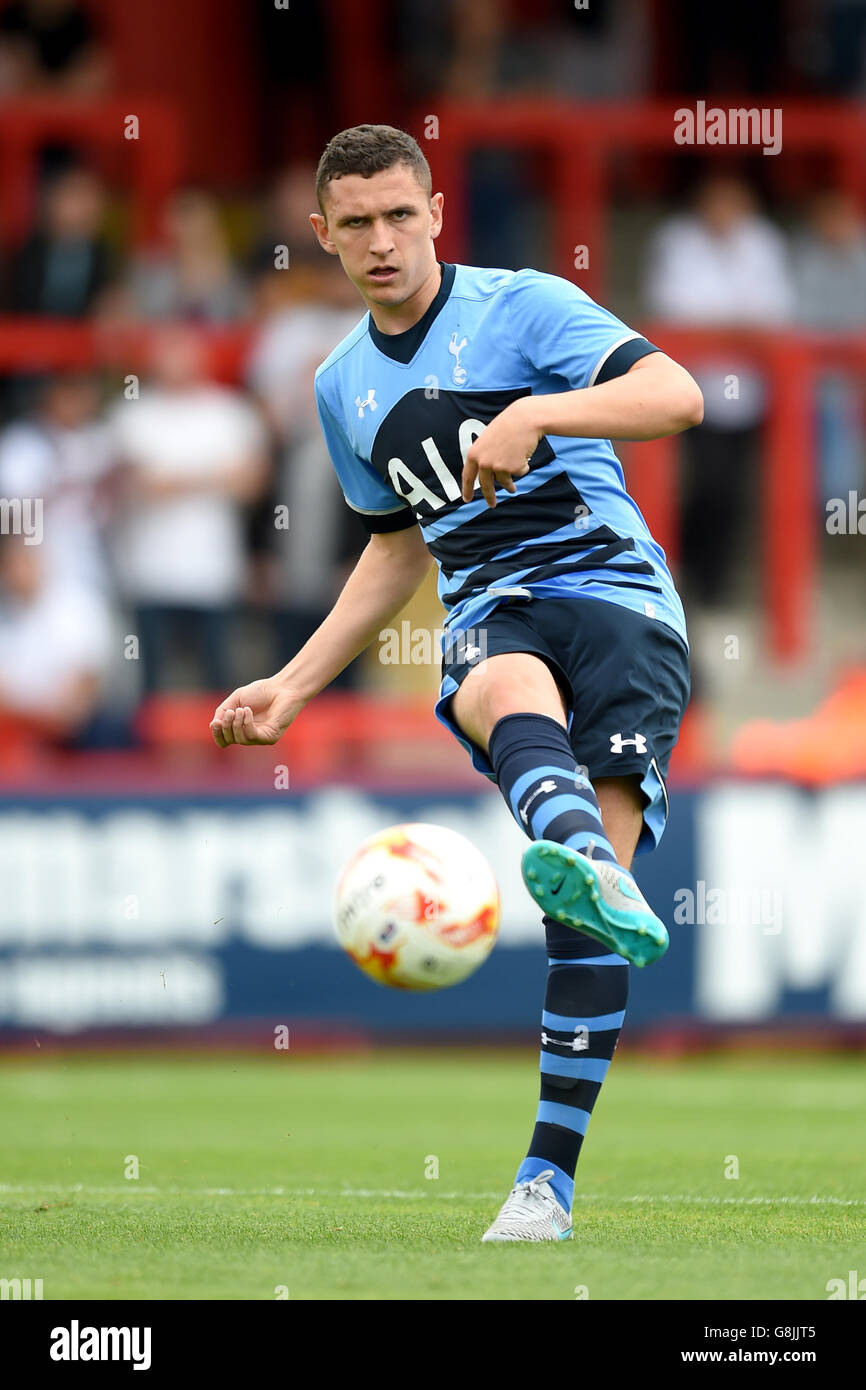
[521, 840, 669, 968]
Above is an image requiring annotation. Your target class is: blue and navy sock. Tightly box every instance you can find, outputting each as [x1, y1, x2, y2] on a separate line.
[487, 712, 627, 1215]
[515, 917, 629, 1214]
[487, 712, 618, 864]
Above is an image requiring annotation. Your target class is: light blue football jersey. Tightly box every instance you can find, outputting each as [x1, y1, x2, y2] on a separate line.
[314, 261, 687, 648]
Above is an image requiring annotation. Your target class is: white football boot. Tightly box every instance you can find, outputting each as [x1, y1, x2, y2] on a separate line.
[481, 1169, 573, 1243]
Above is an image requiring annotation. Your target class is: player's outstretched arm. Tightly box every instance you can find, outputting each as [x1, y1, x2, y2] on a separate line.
[210, 523, 432, 747]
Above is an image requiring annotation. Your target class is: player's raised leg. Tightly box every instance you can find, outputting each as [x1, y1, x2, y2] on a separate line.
[449, 652, 668, 968]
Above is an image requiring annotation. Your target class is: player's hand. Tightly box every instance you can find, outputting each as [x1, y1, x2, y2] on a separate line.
[210, 678, 307, 748]
[461, 397, 543, 507]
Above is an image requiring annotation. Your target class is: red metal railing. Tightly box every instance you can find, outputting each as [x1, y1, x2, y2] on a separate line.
[0, 98, 183, 248]
[0, 318, 251, 379]
[427, 99, 866, 294]
[627, 327, 866, 663]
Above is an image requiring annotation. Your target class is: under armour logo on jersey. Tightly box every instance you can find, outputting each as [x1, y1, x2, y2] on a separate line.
[355, 389, 378, 417]
[448, 332, 468, 385]
[518, 778, 559, 826]
[610, 732, 648, 754]
[462, 643, 481, 662]
[541, 1025, 589, 1052]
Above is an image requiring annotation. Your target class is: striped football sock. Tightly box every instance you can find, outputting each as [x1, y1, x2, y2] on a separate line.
[515, 917, 629, 1213]
[487, 711, 618, 863]
[486, 712, 627, 1212]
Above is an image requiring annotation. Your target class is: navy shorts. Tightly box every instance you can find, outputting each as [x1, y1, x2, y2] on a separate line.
[435, 594, 691, 854]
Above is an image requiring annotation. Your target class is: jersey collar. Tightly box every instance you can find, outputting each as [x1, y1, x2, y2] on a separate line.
[366, 261, 456, 364]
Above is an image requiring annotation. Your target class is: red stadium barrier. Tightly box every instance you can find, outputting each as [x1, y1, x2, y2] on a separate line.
[0, 317, 253, 380]
[630, 328, 866, 662]
[0, 692, 485, 792]
[0, 97, 183, 248]
[136, 690, 476, 781]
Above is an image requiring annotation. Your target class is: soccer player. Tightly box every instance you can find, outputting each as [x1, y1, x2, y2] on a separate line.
[211, 125, 702, 1243]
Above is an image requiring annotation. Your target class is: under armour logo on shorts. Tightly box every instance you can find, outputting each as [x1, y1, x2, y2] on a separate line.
[610, 732, 648, 754]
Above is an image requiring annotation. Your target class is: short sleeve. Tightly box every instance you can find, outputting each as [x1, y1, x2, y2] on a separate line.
[315, 380, 415, 533]
[506, 270, 659, 391]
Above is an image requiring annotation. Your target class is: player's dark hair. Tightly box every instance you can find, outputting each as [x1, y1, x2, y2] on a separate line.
[315, 125, 432, 214]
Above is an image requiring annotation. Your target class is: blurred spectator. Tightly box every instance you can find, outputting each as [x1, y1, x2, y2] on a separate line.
[126, 189, 248, 324]
[0, 369, 113, 590]
[4, 163, 114, 316]
[792, 190, 866, 503]
[109, 326, 268, 694]
[645, 173, 794, 606]
[247, 165, 327, 313]
[0, 0, 110, 96]
[402, 0, 648, 103]
[793, 190, 866, 330]
[247, 261, 366, 684]
[0, 531, 113, 745]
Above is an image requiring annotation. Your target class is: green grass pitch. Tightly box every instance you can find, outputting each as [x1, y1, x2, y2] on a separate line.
[1, 1051, 864, 1300]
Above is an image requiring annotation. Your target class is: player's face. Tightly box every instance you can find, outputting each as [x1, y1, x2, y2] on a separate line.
[310, 166, 443, 312]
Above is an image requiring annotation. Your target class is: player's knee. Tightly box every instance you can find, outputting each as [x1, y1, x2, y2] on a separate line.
[450, 660, 511, 749]
[453, 656, 567, 751]
[449, 665, 491, 750]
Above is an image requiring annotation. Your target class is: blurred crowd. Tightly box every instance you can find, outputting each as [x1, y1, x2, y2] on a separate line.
[0, 158, 374, 748]
[0, 155, 864, 748]
[4, 0, 865, 107]
[0, 0, 865, 750]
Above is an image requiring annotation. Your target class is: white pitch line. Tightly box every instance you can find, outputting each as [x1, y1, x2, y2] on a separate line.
[1, 1184, 865, 1207]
